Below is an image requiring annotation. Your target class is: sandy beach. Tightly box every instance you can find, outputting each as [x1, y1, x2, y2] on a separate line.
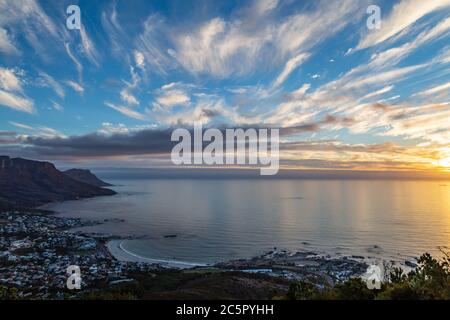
[106, 239, 209, 269]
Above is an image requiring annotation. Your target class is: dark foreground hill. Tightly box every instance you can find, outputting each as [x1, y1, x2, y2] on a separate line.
[63, 168, 113, 187]
[0, 156, 116, 210]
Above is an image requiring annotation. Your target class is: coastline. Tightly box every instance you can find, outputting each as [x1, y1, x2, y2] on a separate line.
[43, 198, 420, 272]
[1, 209, 422, 300]
[39, 189, 424, 273]
[107, 239, 210, 269]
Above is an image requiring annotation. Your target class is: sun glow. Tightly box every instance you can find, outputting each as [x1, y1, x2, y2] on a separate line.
[434, 157, 450, 169]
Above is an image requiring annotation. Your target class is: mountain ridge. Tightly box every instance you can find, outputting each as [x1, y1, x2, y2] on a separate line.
[63, 168, 113, 187]
[0, 156, 116, 210]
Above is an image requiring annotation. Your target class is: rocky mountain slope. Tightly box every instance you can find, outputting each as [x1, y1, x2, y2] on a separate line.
[0, 156, 116, 210]
[63, 168, 113, 187]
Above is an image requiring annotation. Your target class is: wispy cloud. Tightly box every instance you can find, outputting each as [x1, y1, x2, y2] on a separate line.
[134, 14, 173, 74]
[9, 121, 33, 130]
[0, 0, 61, 59]
[105, 102, 146, 120]
[0, 1, 448, 171]
[368, 16, 450, 69]
[9, 121, 65, 138]
[134, 50, 145, 70]
[168, 0, 361, 78]
[65, 80, 84, 94]
[65, 43, 83, 83]
[0, 90, 34, 113]
[272, 53, 309, 89]
[356, 0, 450, 50]
[79, 25, 100, 67]
[101, 2, 128, 57]
[120, 89, 139, 106]
[414, 81, 450, 96]
[0, 67, 23, 92]
[362, 86, 394, 100]
[155, 89, 191, 109]
[0, 67, 33, 113]
[0, 27, 19, 54]
[50, 100, 63, 112]
[37, 72, 65, 98]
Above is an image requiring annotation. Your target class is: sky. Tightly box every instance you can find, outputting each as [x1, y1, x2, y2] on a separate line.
[0, 0, 449, 174]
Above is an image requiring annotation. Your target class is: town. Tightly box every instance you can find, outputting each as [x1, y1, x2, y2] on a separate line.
[0, 211, 157, 299]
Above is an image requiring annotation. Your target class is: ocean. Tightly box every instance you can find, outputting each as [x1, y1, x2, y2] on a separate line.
[43, 175, 450, 265]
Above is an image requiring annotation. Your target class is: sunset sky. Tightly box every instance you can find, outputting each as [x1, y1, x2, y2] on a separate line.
[0, 0, 449, 173]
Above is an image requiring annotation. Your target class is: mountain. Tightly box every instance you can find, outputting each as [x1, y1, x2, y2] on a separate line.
[63, 169, 113, 187]
[0, 156, 116, 210]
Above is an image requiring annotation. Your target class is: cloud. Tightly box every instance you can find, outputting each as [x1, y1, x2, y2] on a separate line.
[368, 16, 450, 69]
[101, 2, 127, 56]
[2, 124, 445, 172]
[171, 17, 242, 77]
[34, 126, 66, 139]
[362, 85, 394, 100]
[280, 115, 354, 135]
[98, 123, 130, 135]
[414, 81, 450, 97]
[65, 43, 83, 83]
[0, 0, 61, 59]
[272, 53, 309, 89]
[342, 102, 450, 145]
[8, 121, 65, 138]
[134, 14, 173, 74]
[342, 64, 426, 90]
[252, 0, 279, 16]
[0, 27, 19, 54]
[134, 50, 145, 69]
[380, 106, 450, 144]
[290, 83, 311, 99]
[356, 0, 450, 50]
[0, 130, 21, 144]
[105, 102, 147, 120]
[79, 25, 100, 66]
[37, 72, 65, 98]
[0, 1, 448, 172]
[51, 100, 63, 112]
[120, 89, 139, 106]
[274, 0, 362, 56]
[153, 93, 259, 127]
[20, 127, 175, 158]
[265, 61, 425, 129]
[97, 122, 156, 136]
[156, 89, 190, 109]
[117, 64, 143, 106]
[65, 80, 84, 93]
[0, 67, 23, 92]
[0, 68, 33, 113]
[169, 1, 360, 78]
[9, 121, 33, 130]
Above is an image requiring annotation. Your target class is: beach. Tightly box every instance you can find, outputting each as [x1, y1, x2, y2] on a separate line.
[107, 239, 209, 269]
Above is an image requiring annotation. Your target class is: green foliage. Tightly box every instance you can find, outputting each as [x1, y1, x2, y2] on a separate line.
[0, 285, 19, 300]
[333, 278, 377, 300]
[84, 282, 143, 300]
[287, 251, 450, 300]
[388, 266, 406, 284]
[287, 281, 319, 300]
[380, 251, 450, 300]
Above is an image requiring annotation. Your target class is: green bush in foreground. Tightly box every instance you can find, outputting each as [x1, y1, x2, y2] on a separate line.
[0, 285, 19, 300]
[288, 251, 450, 300]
